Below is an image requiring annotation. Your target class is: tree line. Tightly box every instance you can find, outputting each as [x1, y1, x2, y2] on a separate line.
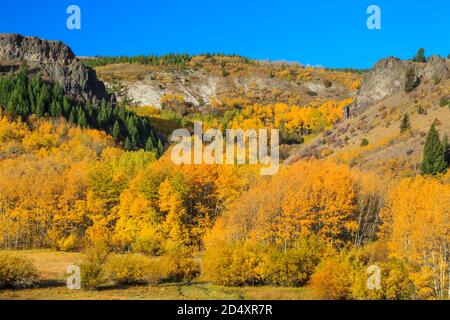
[81, 53, 253, 68]
[0, 66, 164, 155]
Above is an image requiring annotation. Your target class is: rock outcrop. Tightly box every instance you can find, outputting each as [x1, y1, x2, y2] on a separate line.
[352, 55, 449, 116]
[0, 34, 110, 104]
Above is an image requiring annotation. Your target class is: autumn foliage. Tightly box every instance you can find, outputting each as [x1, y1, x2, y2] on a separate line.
[0, 105, 448, 299]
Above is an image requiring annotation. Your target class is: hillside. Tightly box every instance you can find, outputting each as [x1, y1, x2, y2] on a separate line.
[0, 34, 449, 301]
[90, 54, 362, 113]
[287, 56, 450, 177]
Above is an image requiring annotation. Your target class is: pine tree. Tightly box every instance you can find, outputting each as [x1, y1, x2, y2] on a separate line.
[40, 83, 50, 109]
[50, 100, 62, 117]
[77, 108, 88, 128]
[12, 76, 30, 117]
[421, 124, 447, 175]
[157, 139, 164, 157]
[62, 96, 71, 116]
[124, 137, 133, 151]
[36, 94, 45, 117]
[69, 108, 77, 124]
[405, 68, 420, 93]
[97, 101, 109, 128]
[400, 113, 411, 133]
[412, 48, 426, 63]
[6, 90, 17, 114]
[145, 136, 155, 152]
[52, 83, 63, 101]
[442, 134, 450, 168]
[112, 120, 121, 141]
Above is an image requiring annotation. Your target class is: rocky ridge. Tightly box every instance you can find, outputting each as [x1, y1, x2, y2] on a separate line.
[351, 55, 449, 116]
[0, 34, 110, 104]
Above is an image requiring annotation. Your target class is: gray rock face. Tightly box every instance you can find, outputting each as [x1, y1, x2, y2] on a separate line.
[0, 34, 110, 104]
[353, 55, 449, 115]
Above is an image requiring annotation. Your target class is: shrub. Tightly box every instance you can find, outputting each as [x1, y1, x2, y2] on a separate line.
[352, 260, 416, 300]
[306, 90, 318, 96]
[439, 97, 449, 107]
[85, 240, 110, 265]
[0, 253, 39, 289]
[145, 259, 166, 286]
[80, 261, 103, 290]
[280, 129, 304, 145]
[202, 240, 267, 286]
[360, 138, 369, 147]
[203, 237, 330, 287]
[324, 80, 332, 88]
[104, 254, 151, 285]
[162, 245, 200, 283]
[309, 256, 354, 300]
[417, 104, 426, 115]
[432, 75, 441, 85]
[263, 237, 328, 286]
[79, 240, 110, 290]
[400, 113, 411, 133]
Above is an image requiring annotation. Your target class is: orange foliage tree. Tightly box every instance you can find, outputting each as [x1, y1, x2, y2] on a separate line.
[380, 176, 450, 299]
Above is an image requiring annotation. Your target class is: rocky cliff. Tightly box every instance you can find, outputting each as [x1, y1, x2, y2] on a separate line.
[352, 55, 449, 116]
[286, 54, 450, 171]
[0, 34, 110, 104]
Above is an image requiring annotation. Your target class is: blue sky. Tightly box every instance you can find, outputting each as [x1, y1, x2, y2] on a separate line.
[1, 0, 449, 68]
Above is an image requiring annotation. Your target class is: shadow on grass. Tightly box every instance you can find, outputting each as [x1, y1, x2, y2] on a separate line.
[34, 279, 66, 289]
[94, 280, 198, 292]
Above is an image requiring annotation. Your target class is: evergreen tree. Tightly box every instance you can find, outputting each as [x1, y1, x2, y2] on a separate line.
[400, 113, 411, 133]
[52, 83, 63, 101]
[421, 124, 447, 175]
[412, 48, 427, 63]
[124, 137, 133, 150]
[112, 120, 121, 141]
[35, 94, 45, 117]
[145, 136, 155, 152]
[68, 108, 77, 124]
[77, 108, 88, 128]
[50, 100, 62, 117]
[62, 96, 72, 116]
[86, 98, 92, 110]
[40, 83, 50, 108]
[442, 134, 450, 168]
[28, 77, 40, 113]
[12, 75, 30, 117]
[97, 99, 109, 128]
[0, 78, 7, 106]
[157, 139, 164, 156]
[405, 68, 420, 93]
[6, 91, 17, 114]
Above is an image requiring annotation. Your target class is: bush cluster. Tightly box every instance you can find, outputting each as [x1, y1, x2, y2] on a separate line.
[202, 237, 328, 287]
[309, 245, 416, 300]
[78, 243, 200, 290]
[0, 253, 39, 289]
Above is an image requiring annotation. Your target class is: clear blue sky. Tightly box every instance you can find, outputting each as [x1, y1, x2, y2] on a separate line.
[1, 0, 449, 68]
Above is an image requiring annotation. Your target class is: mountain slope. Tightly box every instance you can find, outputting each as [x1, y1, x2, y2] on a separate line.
[91, 54, 362, 113]
[287, 56, 450, 177]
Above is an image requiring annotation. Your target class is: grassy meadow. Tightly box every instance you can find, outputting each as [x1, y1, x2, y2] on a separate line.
[0, 250, 315, 300]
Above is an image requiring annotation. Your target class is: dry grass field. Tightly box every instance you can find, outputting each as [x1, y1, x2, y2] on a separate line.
[0, 250, 315, 300]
